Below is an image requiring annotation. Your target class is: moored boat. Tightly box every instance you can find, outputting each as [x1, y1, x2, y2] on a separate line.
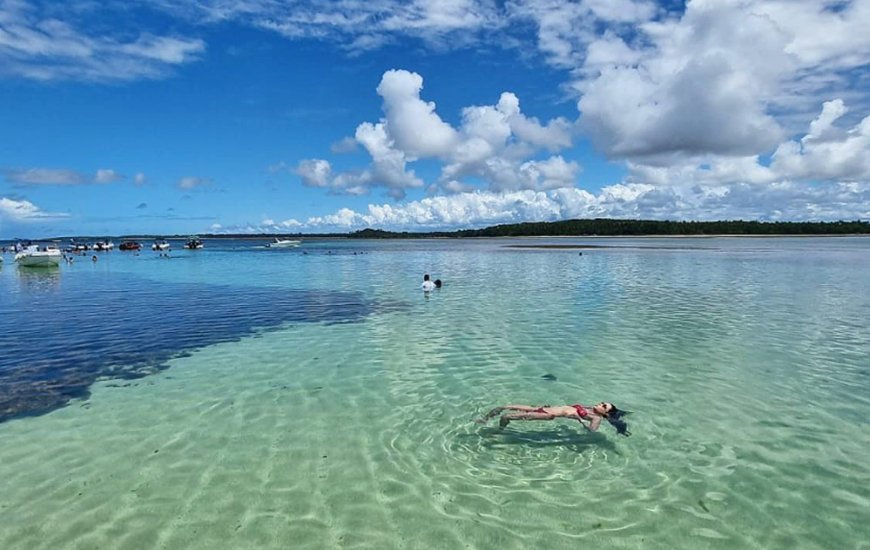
[152, 239, 170, 251]
[15, 244, 62, 267]
[183, 236, 204, 249]
[93, 240, 114, 251]
[266, 238, 301, 248]
[69, 240, 90, 252]
[119, 240, 142, 251]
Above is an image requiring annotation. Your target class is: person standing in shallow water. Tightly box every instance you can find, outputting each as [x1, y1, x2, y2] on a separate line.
[421, 274, 436, 291]
[476, 401, 631, 436]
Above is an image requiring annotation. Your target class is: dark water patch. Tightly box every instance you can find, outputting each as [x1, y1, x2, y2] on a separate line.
[0, 271, 378, 423]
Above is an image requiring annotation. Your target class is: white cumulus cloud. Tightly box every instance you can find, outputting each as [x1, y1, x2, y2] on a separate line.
[0, 197, 69, 221]
[296, 69, 579, 199]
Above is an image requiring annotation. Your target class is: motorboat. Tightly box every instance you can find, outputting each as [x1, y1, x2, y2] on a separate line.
[93, 240, 114, 251]
[15, 244, 62, 267]
[152, 239, 171, 251]
[119, 240, 142, 251]
[69, 240, 90, 252]
[184, 236, 204, 249]
[266, 238, 301, 248]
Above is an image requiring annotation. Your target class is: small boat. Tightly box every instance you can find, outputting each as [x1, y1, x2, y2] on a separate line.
[183, 236, 204, 249]
[119, 240, 142, 251]
[93, 240, 114, 251]
[69, 240, 90, 252]
[266, 238, 301, 248]
[15, 244, 62, 267]
[152, 239, 171, 251]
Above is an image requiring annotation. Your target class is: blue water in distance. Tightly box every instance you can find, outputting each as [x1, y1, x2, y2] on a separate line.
[0, 239, 396, 421]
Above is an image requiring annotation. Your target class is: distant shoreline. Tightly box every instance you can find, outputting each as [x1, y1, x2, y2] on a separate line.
[4, 218, 868, 242]
[4, 233, 869, 243]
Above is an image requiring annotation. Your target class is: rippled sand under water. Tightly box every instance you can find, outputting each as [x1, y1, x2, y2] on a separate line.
[1, 238, 868, 549]
[1, 319, 867, 549]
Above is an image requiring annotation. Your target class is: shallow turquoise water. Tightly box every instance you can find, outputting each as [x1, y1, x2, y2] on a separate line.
[1, 237, 868, 549]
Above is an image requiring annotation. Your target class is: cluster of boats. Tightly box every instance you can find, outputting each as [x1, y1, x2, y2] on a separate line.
[7, 236, 206, 267]
[5, 236, 300, 267]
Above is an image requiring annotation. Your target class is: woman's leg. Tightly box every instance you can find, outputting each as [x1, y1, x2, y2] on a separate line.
[499, 412, 555, 427]
[476, 405, 538, 423]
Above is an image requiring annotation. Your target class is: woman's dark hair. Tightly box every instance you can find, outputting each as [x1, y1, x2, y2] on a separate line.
[606, 406, 631, 436]
[434, 279, 442, 288]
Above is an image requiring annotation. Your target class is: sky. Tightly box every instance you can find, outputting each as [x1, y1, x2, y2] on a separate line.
[1, 0, 869, 238]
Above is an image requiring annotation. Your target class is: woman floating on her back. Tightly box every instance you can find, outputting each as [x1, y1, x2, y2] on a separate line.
[476, 401, 631, 436]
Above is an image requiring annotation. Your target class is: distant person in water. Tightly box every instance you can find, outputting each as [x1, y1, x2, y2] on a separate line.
[421, 274, 436, 292]
[476, 401, 630, 436]
[434, 279, 442, 288]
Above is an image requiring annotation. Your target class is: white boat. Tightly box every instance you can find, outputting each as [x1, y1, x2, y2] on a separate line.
[68, 240, 90, 252]
[152, 239, 171, 251]
[266, 238, 301, 248]
[15, 244, 62, 267]
[93, 240, 114, 251]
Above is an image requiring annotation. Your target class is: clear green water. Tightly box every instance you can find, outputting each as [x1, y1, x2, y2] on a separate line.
[1, 237, 868, 549]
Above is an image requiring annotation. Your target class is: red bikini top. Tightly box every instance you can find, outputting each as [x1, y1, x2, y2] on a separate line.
[572, 404, 588, 418]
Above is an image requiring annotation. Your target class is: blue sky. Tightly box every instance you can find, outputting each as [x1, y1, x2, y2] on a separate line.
[1, 0, 869, 238]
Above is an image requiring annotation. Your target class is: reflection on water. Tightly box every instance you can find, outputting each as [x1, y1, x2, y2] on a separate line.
[16, 265, 61, 292]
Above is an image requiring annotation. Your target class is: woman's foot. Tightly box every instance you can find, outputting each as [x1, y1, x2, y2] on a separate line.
[476, 407, 504, 423]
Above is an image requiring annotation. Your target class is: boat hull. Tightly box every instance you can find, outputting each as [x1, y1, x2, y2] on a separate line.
[16, 252, 61, 267]
[267, 240, 301, 248]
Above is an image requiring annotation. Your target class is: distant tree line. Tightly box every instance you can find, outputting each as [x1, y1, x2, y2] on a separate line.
[346, 219, 870, 238]
[43, 219, 867, 242]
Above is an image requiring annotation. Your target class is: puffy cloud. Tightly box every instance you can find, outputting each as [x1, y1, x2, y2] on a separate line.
[0, 197, 69, 221]
[771, 100, 870, 182]
[302, 70, 578, 198]
[624, 99, 870, 187]
[295, 159, 333, 188]
[376, 69, 458, 159]
[355, 120, 423, 197]
[215, 182, 868, 233]
[572, 0, 870, 161]
[133, 173, 147, 186]
[578, 1, 790, 159]
[507, 0, 656, 68]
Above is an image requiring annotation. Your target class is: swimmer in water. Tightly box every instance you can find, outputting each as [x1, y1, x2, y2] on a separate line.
[475, 401, 630, 436]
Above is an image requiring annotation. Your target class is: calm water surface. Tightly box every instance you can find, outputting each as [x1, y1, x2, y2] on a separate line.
[0, 237, 868, 549]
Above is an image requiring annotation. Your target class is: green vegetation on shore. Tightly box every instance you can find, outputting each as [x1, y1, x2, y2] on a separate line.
[343, 219, 869, 238]
[17, 218, 870, 242]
